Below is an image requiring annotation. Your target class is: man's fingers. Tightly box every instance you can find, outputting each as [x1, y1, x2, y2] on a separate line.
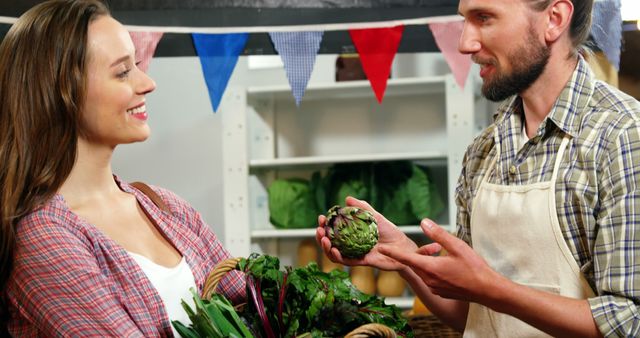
[318, 214, 326, 227]
[420, 219, 460, 252]
[378, 245, 432, 269]
[346, 196, 392, 224]
[346, 196, 375, 211]
[315, 227, 324, 245]
[416, 242, 443, 256]
[316, 215, 327, 244]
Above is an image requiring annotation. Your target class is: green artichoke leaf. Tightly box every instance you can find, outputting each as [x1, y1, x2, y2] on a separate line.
[325, 205, 378, 258]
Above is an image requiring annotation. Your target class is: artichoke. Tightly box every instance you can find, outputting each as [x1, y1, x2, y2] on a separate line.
[325, 205, 378, 258]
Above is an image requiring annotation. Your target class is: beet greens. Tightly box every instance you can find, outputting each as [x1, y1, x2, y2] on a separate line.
[237, 253, 413, 337]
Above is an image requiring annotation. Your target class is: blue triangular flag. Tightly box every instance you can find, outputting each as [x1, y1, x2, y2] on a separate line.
[269, 31, 323, 105]
[591, 0, 622, 70]
[192, 33, 249, 112]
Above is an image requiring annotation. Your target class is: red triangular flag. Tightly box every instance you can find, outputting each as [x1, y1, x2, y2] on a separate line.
[349, 26, 404, 103]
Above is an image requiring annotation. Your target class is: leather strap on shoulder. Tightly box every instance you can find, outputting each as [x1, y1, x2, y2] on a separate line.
[130, 181, 171, 213]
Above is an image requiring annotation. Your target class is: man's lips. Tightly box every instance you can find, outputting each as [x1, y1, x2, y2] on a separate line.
[479, 64, 494, 78]
[472, 56, 496, 79]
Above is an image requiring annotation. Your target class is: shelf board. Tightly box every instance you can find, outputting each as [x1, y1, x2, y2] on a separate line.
[250, 151, 446, 169]
[385, 296, 414, 309]
[247, 76, 447, 101]
[251, 225, 438, 239]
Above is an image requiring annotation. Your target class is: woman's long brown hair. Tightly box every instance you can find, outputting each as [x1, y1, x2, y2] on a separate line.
[0, 0, 109, 331]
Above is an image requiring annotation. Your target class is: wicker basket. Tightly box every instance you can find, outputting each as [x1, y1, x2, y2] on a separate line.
[406, 313, 461, 338]
[203, 257, 397, 338]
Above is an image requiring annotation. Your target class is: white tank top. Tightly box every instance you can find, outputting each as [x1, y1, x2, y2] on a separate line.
[129, 252, 198, 336]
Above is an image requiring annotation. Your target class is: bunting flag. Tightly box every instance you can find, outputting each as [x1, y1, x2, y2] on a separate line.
[349, 25, 404, 103]
[428, 21, 472, 89]
[269, 31, 324, 105]
[192, 33, 249, 112]
[129, 31, 164, 72]
[591, 0, 622, 70]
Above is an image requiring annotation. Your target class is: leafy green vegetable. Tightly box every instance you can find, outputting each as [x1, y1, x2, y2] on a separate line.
[268, 178, 319, 229]
[174, 254, 413, 337]
[323, 161, 444, 225]
[172, 288, 254, 338]
[237, 254, 413, 337]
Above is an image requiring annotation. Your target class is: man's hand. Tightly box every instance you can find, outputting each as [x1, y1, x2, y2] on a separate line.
[379, 219, 500, 303]
[316, 196, 418, 271]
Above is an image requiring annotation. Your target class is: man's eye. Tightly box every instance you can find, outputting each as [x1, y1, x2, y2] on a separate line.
[477, 14, 490, 22]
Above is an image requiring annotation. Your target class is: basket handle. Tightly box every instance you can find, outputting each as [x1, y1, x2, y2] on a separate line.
[344, 323, 397, 338]
[202, 257, 242, 300]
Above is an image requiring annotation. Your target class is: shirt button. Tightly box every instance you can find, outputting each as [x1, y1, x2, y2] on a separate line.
[509, 165, 517, 175]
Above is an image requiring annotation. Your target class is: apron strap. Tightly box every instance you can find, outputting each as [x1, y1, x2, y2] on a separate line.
[550, 136, 571, 182]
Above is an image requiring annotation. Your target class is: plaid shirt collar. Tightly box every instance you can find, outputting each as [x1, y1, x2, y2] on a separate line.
[492, 55, 595, 140]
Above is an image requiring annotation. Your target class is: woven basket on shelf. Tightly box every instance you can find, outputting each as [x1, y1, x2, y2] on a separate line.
[203, 257, 397, 338]
[406, 313, 461, 338]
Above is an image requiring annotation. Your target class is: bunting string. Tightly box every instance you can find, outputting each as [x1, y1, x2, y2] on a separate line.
[0, 15, 463, 32]
[1, 2, 623, 111]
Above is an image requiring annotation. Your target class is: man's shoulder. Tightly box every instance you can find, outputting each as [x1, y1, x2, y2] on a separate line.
[590, 80, 640, 116]
[468, 123, 497, 151]
[461, 123, 497, 172]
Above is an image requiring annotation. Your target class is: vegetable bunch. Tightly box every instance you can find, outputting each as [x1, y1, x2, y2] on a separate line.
[172, 289, 253, 338]
[173, 254, 413, 337]
[238, 254, 412, 337]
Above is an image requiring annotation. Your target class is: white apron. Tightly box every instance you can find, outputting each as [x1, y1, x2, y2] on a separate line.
[463, 135, 595, 338]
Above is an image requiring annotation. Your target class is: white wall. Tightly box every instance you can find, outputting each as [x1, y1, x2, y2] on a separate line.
[111, 57, 228, 238]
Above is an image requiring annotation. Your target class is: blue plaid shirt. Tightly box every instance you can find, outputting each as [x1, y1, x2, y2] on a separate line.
[456, 56, 640, 337]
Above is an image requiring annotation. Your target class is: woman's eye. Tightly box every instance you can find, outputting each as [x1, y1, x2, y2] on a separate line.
[116, 68, 131, 79]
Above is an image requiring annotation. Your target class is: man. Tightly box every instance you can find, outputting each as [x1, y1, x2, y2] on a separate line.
[317, 0, 640, 336]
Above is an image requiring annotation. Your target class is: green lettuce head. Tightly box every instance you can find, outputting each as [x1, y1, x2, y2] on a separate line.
[325, 205, 378, 258]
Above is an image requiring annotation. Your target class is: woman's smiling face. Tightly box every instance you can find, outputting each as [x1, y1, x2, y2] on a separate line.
[81, 15, 156, 148]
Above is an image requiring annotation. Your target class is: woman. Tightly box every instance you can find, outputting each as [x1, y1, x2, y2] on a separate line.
[0, 0, 244, 336]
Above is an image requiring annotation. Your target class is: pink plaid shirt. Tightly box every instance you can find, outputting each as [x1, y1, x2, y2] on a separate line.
[6, 178, 245, 337]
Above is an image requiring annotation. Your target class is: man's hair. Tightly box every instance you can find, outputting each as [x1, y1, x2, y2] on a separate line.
[527, 0, 594, 53]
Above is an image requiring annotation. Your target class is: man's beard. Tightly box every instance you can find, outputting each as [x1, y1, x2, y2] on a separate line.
[479, 29, 551, 102]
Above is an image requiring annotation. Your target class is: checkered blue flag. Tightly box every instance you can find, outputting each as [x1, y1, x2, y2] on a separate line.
[269, 31, 324, 105]
[591, 0, 622, 70]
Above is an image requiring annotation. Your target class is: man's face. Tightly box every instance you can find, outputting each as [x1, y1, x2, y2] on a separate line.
[458, 0, 550, 101]
[477, 26, 550, 101]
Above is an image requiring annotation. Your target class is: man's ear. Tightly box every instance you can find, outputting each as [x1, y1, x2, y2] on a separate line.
[545, 0, 573, 43]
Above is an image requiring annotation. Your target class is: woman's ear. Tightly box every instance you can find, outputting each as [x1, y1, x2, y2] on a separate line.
[545, 0, 574, 43]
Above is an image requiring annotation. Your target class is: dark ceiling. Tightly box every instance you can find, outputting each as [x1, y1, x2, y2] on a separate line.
[0, 0, 460, 56]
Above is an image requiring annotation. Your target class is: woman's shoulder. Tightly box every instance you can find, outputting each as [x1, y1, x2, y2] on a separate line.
[17, 196, 76, 233]
[14, 196, 91, 250]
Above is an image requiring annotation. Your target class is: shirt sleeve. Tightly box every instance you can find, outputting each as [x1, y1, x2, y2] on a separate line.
[455, 148, 473, 246]
[7, 212, 147, 337]
[588, 120, 640, 337]
[190, 206, 247, 304]
[455, 127, 496, 246]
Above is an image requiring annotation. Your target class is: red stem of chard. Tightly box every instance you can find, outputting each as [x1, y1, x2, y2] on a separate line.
[278, 271, 288, 336]
[247, 275, 276, 338]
